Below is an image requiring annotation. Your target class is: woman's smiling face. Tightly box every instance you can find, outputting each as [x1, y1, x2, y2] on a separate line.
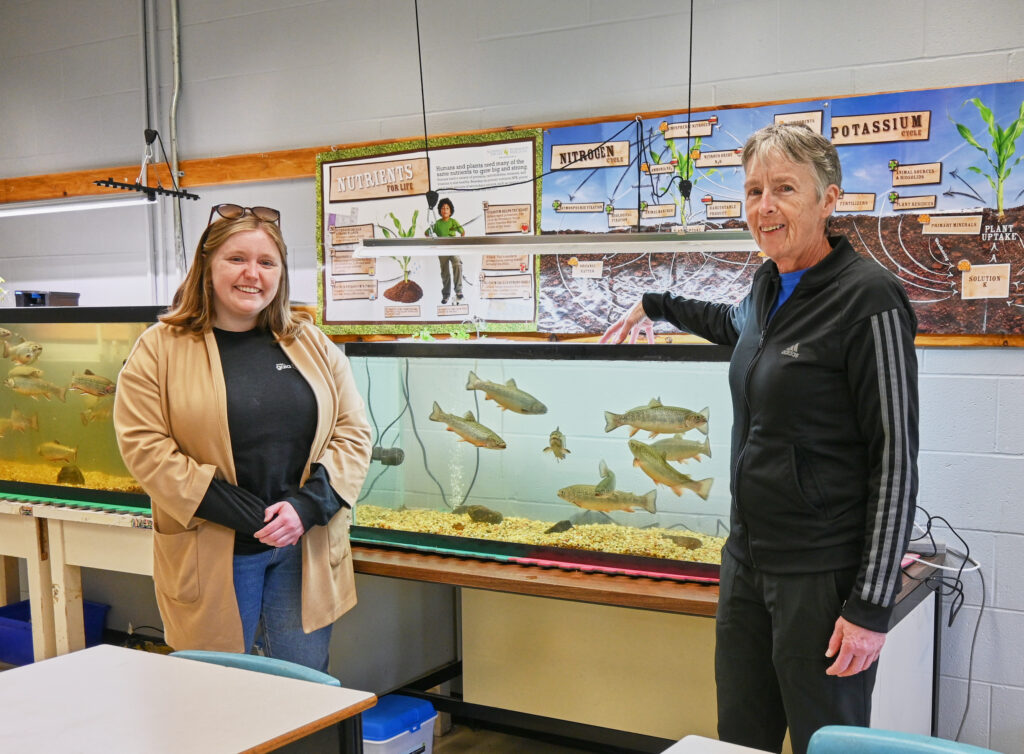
[744, 153, 839, 273]
[209, 228, 283, 331]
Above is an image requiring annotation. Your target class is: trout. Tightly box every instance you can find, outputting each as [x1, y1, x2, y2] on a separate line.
[628, 439, 714, 499]
[466, 371, 547, 414]
[604, 398, 709, 437]
[429, 402, 506, 449]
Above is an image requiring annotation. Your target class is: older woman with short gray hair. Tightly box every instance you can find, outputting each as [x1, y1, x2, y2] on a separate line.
[602, 123, 918, 754]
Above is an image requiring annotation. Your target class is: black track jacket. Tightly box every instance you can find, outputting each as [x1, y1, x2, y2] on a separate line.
[643, 236, 918, 632]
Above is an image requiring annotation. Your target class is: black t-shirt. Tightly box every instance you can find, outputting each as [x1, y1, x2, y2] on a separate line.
[194, 327, 342, 554]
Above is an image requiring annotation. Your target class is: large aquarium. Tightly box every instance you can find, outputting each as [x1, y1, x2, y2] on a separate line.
[347, 342, 734, 580]
[0, 307, 160, 509]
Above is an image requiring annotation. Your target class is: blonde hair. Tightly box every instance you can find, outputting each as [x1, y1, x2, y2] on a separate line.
[160, 214, 309, 342]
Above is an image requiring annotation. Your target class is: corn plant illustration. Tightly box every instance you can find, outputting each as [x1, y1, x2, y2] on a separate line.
[380, 210, 423, 302]
[650, 128, 718, 222]
[952, 98, 1024, 220]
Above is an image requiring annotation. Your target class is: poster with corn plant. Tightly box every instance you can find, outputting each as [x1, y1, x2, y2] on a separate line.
[536, 81, 1024, 340]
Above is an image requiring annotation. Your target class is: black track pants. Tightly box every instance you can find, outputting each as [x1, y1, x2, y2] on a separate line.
[715, 548, 879, 754]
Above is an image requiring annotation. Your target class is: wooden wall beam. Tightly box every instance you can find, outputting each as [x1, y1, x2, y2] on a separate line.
[0, 98, 789, 205]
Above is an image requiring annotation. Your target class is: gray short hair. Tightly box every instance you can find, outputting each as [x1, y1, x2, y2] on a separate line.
[742, 123, 842, 200]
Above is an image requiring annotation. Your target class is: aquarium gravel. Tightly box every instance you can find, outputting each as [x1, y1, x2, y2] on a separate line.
[356, 504, 724, 563]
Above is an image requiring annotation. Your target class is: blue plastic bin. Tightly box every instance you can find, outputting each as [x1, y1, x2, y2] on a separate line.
[362, 694, 437, 754]
[0, 599, 110, 666]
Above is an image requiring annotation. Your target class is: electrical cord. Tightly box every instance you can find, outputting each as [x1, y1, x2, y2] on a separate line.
[900, 507, 985, 742]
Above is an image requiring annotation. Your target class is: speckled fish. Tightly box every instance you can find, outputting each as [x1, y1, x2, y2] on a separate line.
[543, 427, 571, 462]
[604, 398, 709, 438]
[429, 402, 506, 449]
[4, 373, 66, 402]
[627, 439, 713, 499]
[0, 408, 34, 437]
[80, 395, 114, 425]
[545, 520, 573, 534]
[452, 504, 504, 524]
[10, 408, 38, 433]
[0, 328, 13, 339]
[69, 369, 116, 397]
[650, 434, 712, 463]
[465, 371, 547, 414]
[37, 440, 78, 463]
[557, 483, 657, 514]
[663, 533, 703, 550]
[3, 340, 43, 365]
[8, 365, 43, 379]
[594, 458, 615, 493]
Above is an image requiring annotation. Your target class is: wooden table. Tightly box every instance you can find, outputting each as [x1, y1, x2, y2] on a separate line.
[0, 499, 54, 661]
[0, 644, 376, 753]
[351, 544, 720, 614]
[0, 498, 152, 660]
[662, 736, 771, 753]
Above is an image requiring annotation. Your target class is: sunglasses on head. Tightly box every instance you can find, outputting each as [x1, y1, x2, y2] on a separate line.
[206, 203, 281, 227]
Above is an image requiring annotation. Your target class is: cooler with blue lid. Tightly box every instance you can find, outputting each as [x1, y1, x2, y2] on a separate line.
[362, 694, 437, 754]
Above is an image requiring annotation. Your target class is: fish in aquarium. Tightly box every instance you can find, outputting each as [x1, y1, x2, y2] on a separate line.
[543, 427, 571, 461]
[662, 532, 702, 550]
[650, 434, 712, 463]
[545, 519, 573, 534]
[4, 340, 43, 365]
[4, 372, 67, 402]
[0, 328, 14, 339]
[69, 369, 116, 397]
[628, 438, 714, 499]
[37, 440, 77, 464]
[8, 365, 42, 378]
[557, 459, 658, 514]
[56, 464, 85, 485]
[605, 398, 709, 437]
[80, 395, 114, 426]
[557, 481, 657, 514]
[465, 371, 547, 414]
[429, 402, 506, 449]
[594, 458, 615, 492]
[0, 408, 39, 436]
[452, 504, 504, 524]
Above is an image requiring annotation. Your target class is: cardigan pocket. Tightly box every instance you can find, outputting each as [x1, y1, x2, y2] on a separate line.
[327, 507, 352, 567]
[152, 529, 200, 604]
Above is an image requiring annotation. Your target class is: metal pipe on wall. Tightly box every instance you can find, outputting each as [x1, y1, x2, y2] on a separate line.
[169, 0, 185, 280]
[139, 0, 160, 305]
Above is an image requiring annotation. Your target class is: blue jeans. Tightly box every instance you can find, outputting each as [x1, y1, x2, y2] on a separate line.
[232, 544, 333, 672]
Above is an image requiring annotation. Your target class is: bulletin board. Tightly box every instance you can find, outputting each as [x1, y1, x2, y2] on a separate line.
[316, 129, 542, 336]
[317, 81, 1024, 341]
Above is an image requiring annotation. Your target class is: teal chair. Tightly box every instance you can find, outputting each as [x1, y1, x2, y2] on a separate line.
[808, 726, 999, 754]
[171, 650, 361, 753]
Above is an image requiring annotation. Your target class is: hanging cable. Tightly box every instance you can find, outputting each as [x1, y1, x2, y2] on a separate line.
[413, 0, 438, 211]
[635, 116, 642, 232]
[681, 0, 694, 203]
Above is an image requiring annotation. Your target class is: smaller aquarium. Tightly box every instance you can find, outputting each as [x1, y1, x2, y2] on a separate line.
[348, 342, 734, 580]
[0, 307, 160, 509]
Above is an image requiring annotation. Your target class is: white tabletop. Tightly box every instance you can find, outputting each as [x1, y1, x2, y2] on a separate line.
[0, 644, 376, 753]
[662, 734, 773, 753]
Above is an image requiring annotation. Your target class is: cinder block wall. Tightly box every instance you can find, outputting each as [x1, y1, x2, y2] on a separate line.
[2, 1, 1023, 748]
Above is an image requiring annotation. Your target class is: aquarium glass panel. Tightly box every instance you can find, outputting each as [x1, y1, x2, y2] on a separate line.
[348, 343, 733, 579]
[0, 308, 159, 507]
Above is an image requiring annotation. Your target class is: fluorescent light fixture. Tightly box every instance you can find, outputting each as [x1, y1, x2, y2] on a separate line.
[354, 230, 758, 257]
[0, 194, 155, 218]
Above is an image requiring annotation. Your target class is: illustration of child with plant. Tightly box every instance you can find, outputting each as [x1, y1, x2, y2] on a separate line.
[425, 197, 465, 304]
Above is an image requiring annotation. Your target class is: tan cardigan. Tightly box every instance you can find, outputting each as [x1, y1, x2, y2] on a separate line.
[113, 321, 372, 651]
